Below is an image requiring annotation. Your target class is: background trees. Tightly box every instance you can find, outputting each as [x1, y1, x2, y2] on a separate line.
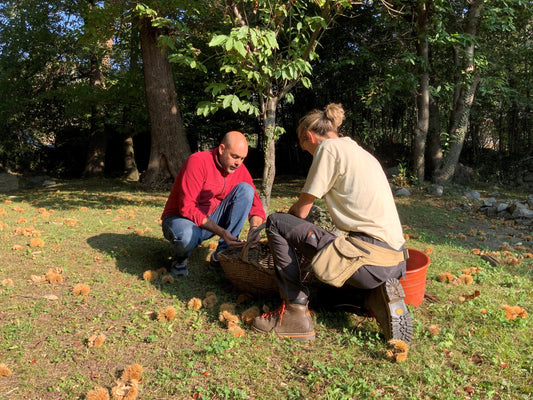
[193, 0, 353, 211]
[0, 0, 531, 201]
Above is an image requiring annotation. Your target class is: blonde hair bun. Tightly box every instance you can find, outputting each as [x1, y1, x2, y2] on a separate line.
[325, 103, 345, 131]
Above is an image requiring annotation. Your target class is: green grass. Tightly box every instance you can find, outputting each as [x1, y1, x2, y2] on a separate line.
[0, 178, 531, 399]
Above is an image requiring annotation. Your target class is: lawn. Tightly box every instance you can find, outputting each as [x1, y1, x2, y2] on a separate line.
[0, 178, 531, 399]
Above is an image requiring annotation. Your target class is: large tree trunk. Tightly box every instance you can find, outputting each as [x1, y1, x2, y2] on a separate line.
[413, 0, 430, 183]
[434, 0, 484, 184]
[83, 14, 111, 178]
[139, 16, 190, 186]
[121, 24, 140, 182]
[259, 96, 278, 215]
[427, 98, 443, 175]
[123, 108, 139, 181]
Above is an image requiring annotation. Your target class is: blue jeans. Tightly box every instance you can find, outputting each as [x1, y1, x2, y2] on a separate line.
[162, 182, 255, 261]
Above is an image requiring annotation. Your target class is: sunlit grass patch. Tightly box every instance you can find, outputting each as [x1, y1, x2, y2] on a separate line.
[0, 179, 531, 399]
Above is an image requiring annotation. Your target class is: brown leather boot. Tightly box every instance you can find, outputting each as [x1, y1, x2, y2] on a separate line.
[364, 278, 413, 343]
[252, 301, 315, 341]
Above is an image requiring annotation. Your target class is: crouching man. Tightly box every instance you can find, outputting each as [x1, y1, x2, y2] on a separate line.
[161, 131, 265, 276]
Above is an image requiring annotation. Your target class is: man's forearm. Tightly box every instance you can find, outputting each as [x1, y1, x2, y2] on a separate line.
[249, 215, 263, 230]
[200, 217, 227, 238]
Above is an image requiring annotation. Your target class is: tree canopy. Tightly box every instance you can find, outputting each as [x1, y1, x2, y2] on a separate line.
[0, 0, 531, 193]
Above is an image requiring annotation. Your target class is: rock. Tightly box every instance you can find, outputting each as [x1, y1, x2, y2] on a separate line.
[395, 188, 411, 197]
[483, 197, 497, 207]
[514, 201, 529, 210]
[508, 200, 528, 214]
[512, 208, 533, 219]
[465, 191, 481, 201]
[427, 184, 443, 196]
[42, 179, 56, 187]
[528, 194, 533, 207]
[0, 173, 19, 193]
[385, 166, 400, 179]
[453, 163, 474, 184]
[21, 175, 55, 189]
[495, 202, 509, 213]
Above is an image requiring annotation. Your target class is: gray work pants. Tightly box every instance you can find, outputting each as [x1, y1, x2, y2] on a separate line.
[266, 212, 406, 304]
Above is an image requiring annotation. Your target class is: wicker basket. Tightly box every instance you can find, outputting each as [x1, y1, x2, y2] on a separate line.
[217, 224, 279, 296]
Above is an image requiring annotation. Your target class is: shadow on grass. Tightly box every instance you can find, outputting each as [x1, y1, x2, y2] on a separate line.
[86, 232, 242, 303]
[7, 178, 168, 211]
[86, 232, 395, 343]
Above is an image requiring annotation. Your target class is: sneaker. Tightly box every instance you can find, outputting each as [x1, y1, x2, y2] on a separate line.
[170, 259, 189, 277]
[364, 278, 413, 343]
[252, 301, 316, 341]
[209, 252, 221, 271]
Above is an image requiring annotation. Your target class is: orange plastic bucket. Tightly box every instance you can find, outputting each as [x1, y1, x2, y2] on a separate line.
[399, 248, 430, 307]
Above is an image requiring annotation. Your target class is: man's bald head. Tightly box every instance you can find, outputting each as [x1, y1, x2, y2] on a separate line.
[218, 131, 249, 174]
[222, 131, 248, 149]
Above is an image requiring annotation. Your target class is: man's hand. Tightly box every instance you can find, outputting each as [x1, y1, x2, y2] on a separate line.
[246, 216, 264, 245]
[246, 225, 262, 245]
[221, 230, 246, 248]
[201, 217, 246, 248]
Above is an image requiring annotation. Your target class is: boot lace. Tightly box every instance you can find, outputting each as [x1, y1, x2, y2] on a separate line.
[260, 301, 286, 324]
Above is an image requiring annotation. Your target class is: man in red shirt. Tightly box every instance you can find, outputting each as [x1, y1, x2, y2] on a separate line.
[161, 131, 265, 276]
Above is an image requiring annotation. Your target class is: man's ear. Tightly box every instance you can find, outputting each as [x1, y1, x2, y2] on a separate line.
[218, 143, 225, 154]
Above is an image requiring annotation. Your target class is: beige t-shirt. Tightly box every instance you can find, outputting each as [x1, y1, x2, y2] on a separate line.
[302, 136, 405, 250]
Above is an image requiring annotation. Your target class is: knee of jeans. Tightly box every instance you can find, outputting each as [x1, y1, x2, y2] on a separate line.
[163, 223, 198, 254]
[235, 182, 254, 200]
[162, 223, 174, 242]
[170, 235, 197, 254]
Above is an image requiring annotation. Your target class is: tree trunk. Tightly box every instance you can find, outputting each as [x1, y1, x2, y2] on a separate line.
[139, 16, 190, 186]
[427, 98, 443, 174]
[259, 97, 278, 215]
[82, 2, 111, 178]
[123, 125, 139, 182]
[122, 24, 140, 182]
[83, 52, 107, 178]
[413, 0, 430, 183]
[434, 0, 484, 184]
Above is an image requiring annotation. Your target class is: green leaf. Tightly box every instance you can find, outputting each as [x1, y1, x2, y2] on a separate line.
[285, 92, 294, 104]
[265, 32, 279, 50]
[233, 40, 247, 57]
[222, 95, 233, 109]
[250, 29, 258, 48]
[221, 65, 237, 74]
[205, 83, 227, 96]
[301, 77, 311, 88]
[231, 96, 241, 113]
[197, 101, 218, 117]
[209, 35, 227, 47]
[236, 25, 249, 39]
[225, 37, 235, 51]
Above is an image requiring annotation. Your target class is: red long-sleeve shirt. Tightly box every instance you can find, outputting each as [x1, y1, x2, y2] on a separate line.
[161, 147, 265, 225]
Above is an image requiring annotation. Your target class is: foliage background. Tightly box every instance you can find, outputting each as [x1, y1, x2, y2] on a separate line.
[0, 1, 531, 185]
